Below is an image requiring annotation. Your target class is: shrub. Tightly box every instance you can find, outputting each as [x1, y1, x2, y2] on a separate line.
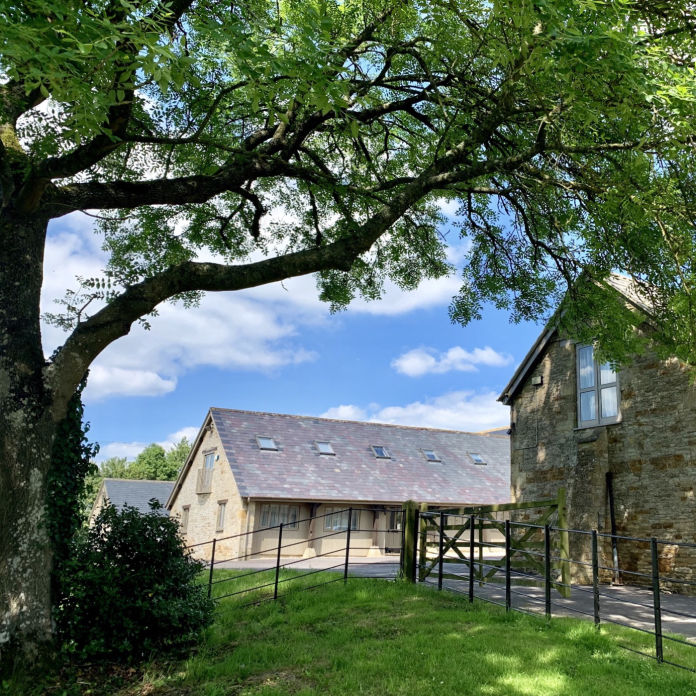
[55, 501, 214, 660]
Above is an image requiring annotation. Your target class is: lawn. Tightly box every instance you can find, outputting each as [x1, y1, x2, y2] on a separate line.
[8, 570, 696, 695]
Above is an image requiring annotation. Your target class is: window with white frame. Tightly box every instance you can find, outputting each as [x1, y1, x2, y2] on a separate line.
[260, 504, 299, 529]
[257, 436, 278, 450]
[576, 344, 620, 427]
[422, 449, 440, 462]
[216, 500, 227, 531]
[371, 445, 390, 459]
[315, 441, 335, 455]
[204, 452, 216, 469]
[180, 506, 190, 533]
[324, 507, 359, 531]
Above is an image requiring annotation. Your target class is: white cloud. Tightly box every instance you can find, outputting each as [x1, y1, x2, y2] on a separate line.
[320, 404, 368, 421]
[42, 214, 467, 401]
[322, 390, 509, 432]
[97, 425, 199, 462]
[85, 366, 177, 400]
[392, 346, 513, 377]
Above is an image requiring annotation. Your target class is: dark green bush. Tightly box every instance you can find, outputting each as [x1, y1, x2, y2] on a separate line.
[55, 501, 214, 660]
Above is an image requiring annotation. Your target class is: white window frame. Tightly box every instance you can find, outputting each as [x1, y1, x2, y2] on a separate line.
[576, 344, 620, 427]
[315, 441, 335, 455]
[216, 500, 227, 532]
[422, 449, 440, 462]
[257, 435, 278, 451]
[204, 451, 216, 469]
[324, 507, 359, 532]
[468, 452, 486, 465]
[260, 504, 299, 529]
[371, 445, 390, 459]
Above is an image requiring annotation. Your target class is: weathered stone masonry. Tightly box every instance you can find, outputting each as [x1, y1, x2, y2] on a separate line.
[507, 335, 696, 590]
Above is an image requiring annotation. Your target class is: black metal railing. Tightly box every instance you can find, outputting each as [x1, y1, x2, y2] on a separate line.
[416, 512, 696, 673]
[187, 506, 403, 606]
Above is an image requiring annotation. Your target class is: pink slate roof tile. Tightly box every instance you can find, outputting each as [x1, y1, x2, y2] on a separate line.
[210, 408, 510, 506]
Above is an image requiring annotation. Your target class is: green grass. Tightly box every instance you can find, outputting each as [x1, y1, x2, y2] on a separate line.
[8, 570, 696, 695]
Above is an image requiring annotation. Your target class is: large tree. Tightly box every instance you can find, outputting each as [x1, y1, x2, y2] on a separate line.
[2, 0, 696, 660]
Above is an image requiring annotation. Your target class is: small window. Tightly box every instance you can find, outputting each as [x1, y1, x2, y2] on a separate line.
[324, 507, 359, 531]
[260, 504, 299, 529]
[422, 449, 440, 462]
[577, 344, 620, 427]
[204, 452, 216, 469]
[469, 452, 486, 465]
[216, 501, 227, 531]
[180, 506, 190, 533]
[315, 441, 335, 455]
[257, 436, 277, 450]
[371, 445, 390, 459]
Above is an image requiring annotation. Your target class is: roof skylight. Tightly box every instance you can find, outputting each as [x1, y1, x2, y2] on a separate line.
[315, 441, 335, 455]
[257, 436, 278, 451]
[371, 445, 390, 459]
[423, 449, 440, 462]
[469, 452, 486, 465]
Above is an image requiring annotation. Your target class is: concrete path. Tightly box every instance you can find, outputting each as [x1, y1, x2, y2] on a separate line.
[216, 556, 696, 641]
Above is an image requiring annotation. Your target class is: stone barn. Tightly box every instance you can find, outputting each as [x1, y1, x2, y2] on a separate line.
[498, 274, 696, 587]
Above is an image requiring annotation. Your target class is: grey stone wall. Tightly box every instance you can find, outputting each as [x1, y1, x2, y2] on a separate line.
[509, 334, 696, 590]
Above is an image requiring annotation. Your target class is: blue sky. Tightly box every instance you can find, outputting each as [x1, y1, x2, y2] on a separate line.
[42, 210, 544, 462]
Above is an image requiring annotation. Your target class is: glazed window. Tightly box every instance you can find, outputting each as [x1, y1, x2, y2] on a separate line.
[180, 506, 190, 533]
[324, 507, 359, 531]
[315, 441, 335, 455]
[469, 453, 486, 465]
[204, 452, 216, 469]
[577, 344, 620, 427]
[260, 504, 299, 529]
[371, 445, 390, 459]
[216, 501, 227, 531]
[422, 449, 440, 462]
[257, 436, 278, 450]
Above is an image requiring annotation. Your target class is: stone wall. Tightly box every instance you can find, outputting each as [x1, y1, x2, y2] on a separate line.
[171, 419, 247, 563]
[510, 335, 696, 590]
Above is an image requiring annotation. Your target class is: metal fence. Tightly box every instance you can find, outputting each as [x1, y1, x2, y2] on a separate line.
[187, 506, 402, 606]
[414, 512, 696, 673]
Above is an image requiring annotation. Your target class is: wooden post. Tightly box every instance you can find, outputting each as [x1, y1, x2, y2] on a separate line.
[438, 511, 445, 591]
[402, 500, 418, 582]
[557, 487, 571, 599]
[418, 503, 428, 582]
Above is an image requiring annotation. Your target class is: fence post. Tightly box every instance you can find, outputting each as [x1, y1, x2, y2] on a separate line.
[207, 537, 217, 599]
[344, 508, 353, 583]
[592, 529, 600, 627]
[505, 520, 511, 612]
[477, 514, 484, 585]
[544, 524, 551, 620]
[557, 487, 571, 599]
[651, 537, 664, 663]
[402, 500, 418, 583]
[438, 511, 445, 590]
[468, 514, 475, 603]
[413, 508, 420, 582]
[418, 503, 428, 582]
[274, 523, 284, 600]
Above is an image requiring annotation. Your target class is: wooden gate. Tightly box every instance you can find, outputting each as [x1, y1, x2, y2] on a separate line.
[406, 489, 571, 598]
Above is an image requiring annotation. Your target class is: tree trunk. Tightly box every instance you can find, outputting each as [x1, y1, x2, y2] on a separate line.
[0, 210, 58, 666]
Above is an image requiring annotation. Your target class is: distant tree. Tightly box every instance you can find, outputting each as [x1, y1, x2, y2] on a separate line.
[99, 456, 129, 478]
[165, 438, 191, 478]
[129, 443, 169, 480]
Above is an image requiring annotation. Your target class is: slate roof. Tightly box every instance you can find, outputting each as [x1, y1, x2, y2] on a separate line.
[102, 478, 174, 515]
[205, 408, 510, 506]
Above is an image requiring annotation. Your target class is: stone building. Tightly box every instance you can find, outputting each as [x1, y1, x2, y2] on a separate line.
[498, 275, 696, 586]
[166, 408, 510, 562]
